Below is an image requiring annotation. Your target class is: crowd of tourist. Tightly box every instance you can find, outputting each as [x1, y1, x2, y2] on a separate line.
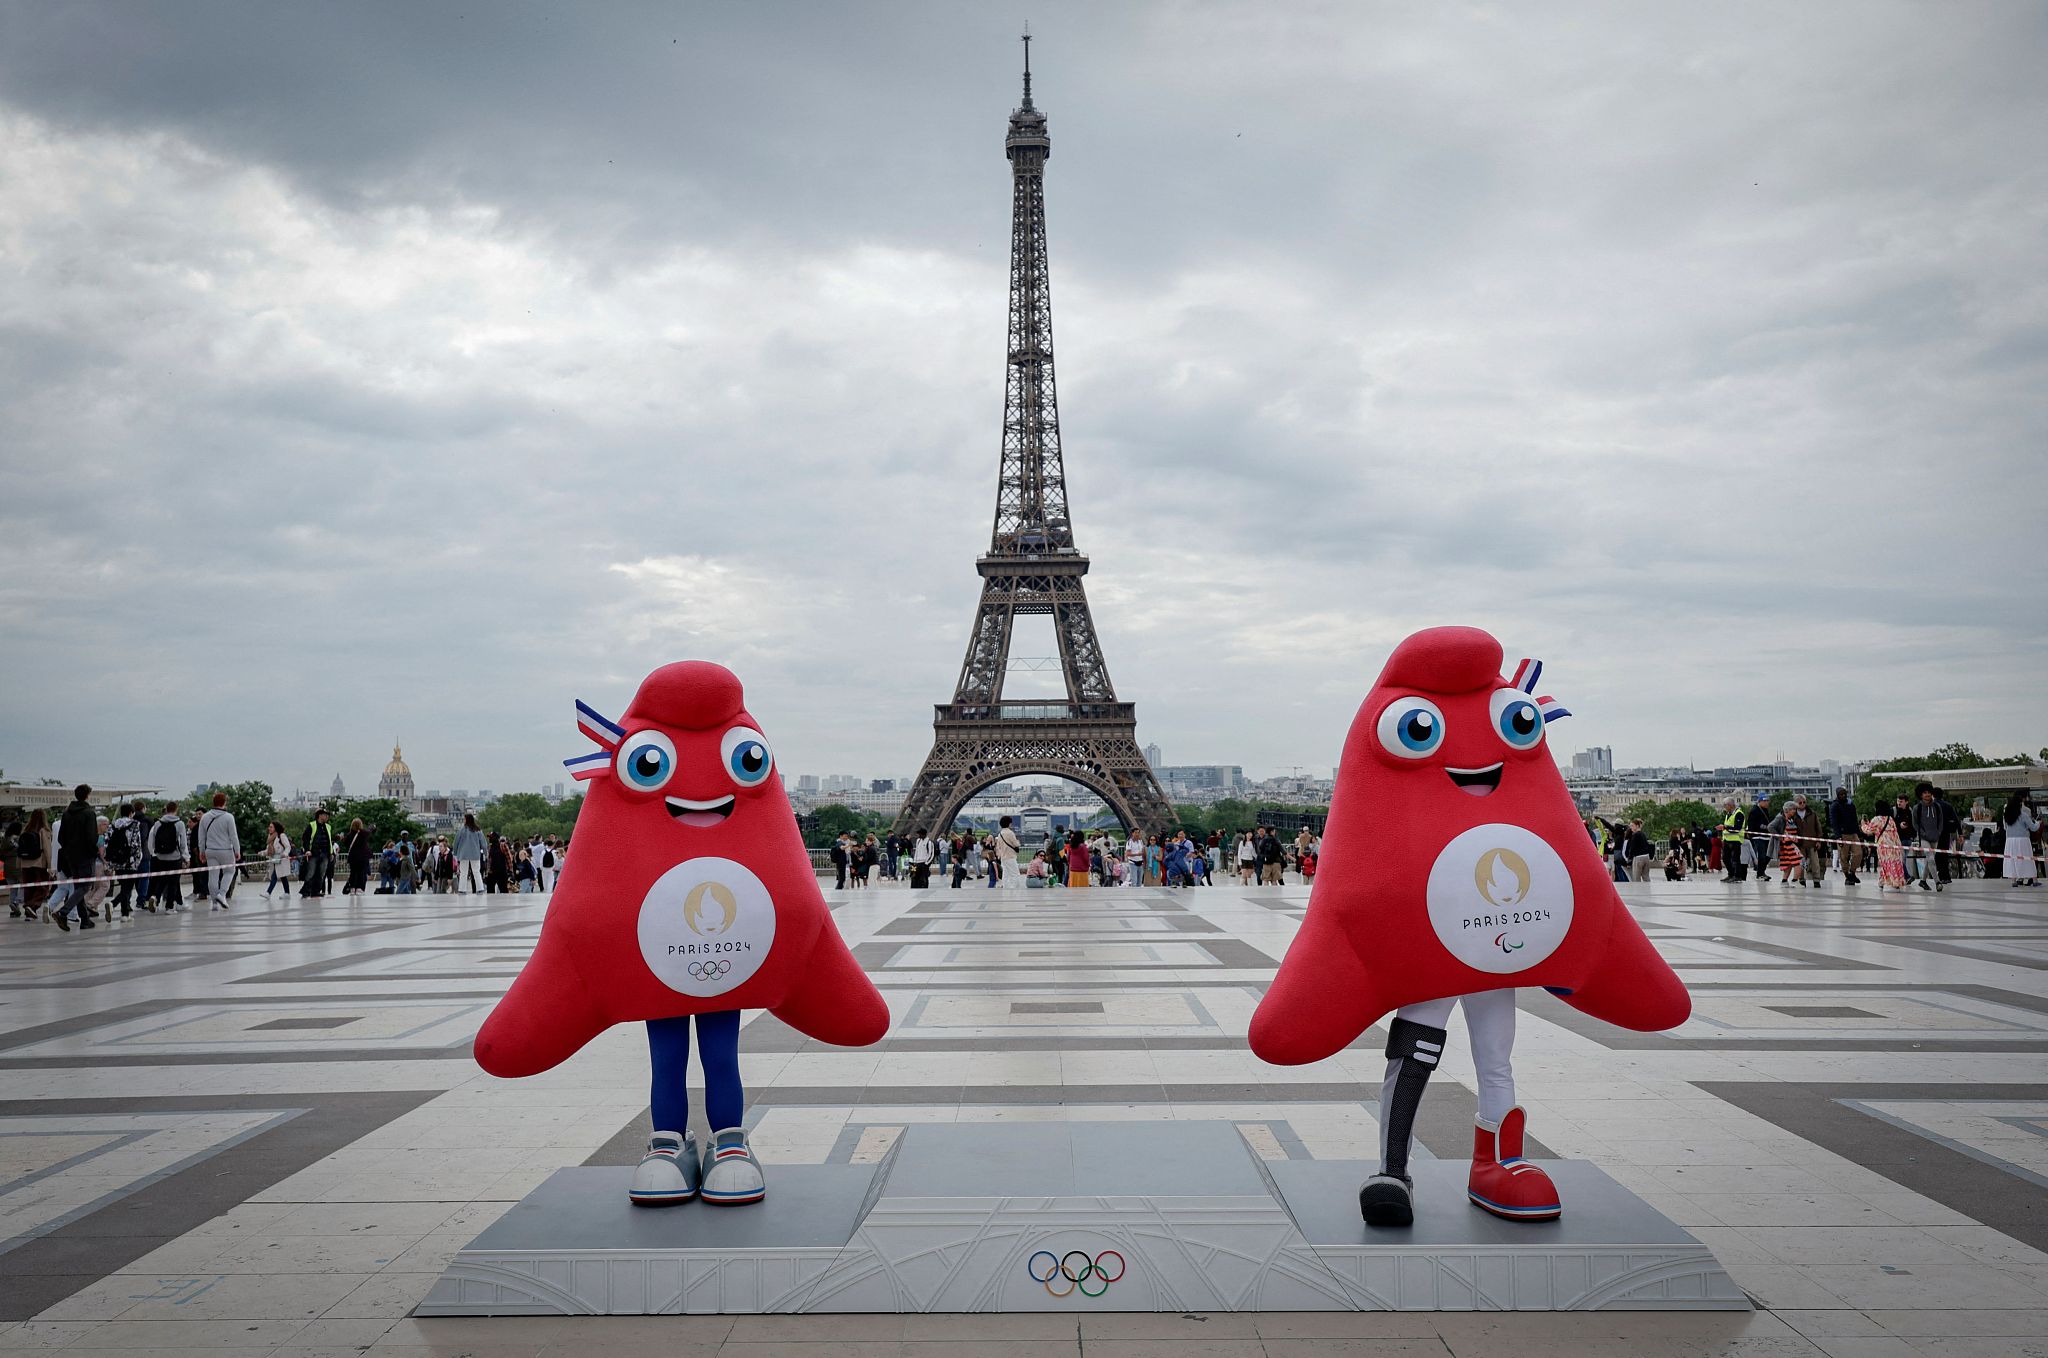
[10, 781, 2037, 933]
[1586, 785, 2042, 891]
[1, 792, 576, 931]
[829, 819, 1321, 890]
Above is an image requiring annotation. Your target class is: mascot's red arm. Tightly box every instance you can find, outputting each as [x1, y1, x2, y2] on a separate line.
[769, 901, 891, 1046]
[1550, 891, 1691, 1031]
[474, 929, 609, 1078]
[1248, 879, 1389, 1066]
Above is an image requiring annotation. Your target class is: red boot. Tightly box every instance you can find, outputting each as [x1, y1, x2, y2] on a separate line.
[1467, 1106, 1560, 1221]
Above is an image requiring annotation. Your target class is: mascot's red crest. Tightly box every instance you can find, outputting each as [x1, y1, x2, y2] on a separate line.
[1248, 627, 1689, 1066]
[474, 661, 889, 1078]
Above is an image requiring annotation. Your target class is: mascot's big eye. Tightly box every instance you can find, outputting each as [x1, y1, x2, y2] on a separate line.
[617, 731, 677, 791]
[1490, 689, 1545, 750]
[720, 725, 774, 787]
[1376, 697, 1446, 759]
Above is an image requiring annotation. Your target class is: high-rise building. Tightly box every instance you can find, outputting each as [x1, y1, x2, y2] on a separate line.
[1144, 743, 1163, 769]
[796, 774, 820, 793]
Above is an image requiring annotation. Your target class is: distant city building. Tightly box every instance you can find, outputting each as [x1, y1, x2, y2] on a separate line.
[796, 774, 820, 793]
[330, 773, 346, 798]
[377, 743, 416, 805]
[822, 774, 861, 794]
[1568, 763, 1834, 817]
[1157, 765, 1244, 796]
[870, 779, 896, 793]
[1143, 743, 1163, 769]
[1565, 747, 1614, 780]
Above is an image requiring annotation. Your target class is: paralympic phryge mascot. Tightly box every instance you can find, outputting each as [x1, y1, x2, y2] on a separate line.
[474, 661, 889, 1207]
[1249, 627, 1689, 1227]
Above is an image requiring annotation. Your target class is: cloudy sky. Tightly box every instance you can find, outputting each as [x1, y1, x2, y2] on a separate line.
[2, 1, 2042, 801]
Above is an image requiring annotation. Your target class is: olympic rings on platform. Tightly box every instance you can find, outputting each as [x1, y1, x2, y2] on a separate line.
[686, 959, 733, 981]
[1026, 1248, 1125, 1298]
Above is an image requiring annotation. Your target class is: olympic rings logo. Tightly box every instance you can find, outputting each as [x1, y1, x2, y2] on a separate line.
[1027, 1248, 1125, 1298]
[686, 959, 733, 981]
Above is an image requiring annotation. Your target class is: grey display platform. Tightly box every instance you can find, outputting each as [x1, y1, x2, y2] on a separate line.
[419, 1121, 1745, 1315]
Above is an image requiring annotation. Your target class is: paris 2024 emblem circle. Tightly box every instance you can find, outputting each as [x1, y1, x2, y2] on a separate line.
[1425, 824, 1573, 974]
[637, 857, 775, 997]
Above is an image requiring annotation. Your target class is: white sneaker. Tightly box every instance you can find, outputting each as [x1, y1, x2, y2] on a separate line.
[700, 1126, 765, 1205]
[629, 1130, 700, 1206]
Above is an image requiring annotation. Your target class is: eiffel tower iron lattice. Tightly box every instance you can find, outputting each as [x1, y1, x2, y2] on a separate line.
[895, 40, 1175, 839]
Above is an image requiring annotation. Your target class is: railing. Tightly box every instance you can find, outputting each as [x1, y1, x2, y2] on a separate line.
[936, 701, 1134, 723]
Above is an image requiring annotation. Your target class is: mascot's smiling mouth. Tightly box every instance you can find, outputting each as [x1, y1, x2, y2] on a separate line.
[665, 795, 736, 827]
[1445, 763, 1503, 797]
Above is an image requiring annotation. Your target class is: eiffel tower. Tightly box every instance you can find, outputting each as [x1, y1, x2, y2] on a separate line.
[895, 37, 1175, 839]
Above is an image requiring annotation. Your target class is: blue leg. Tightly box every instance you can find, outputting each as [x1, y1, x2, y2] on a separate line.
[696, 1010, 744, 1130]
[646, 1016, 693, 1133]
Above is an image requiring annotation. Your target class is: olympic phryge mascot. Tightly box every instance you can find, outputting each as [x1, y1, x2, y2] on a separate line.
[474, 661, 889, 1206]
[1249, 627, 1689, 1227]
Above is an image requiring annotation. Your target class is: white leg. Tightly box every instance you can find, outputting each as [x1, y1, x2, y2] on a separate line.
[1460, 989, 1518, 1125]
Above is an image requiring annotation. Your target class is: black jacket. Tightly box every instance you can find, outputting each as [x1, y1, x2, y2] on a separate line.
[56, 801, 98, 877]
[1624, 830, 1654, 858]
[1827, 796, 1860, 837]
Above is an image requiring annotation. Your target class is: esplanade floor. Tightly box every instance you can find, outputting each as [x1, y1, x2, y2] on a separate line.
[2, 875, 2045, 1357]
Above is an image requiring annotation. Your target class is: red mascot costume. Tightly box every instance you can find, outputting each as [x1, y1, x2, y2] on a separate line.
[474, 661, 889, 1207]
[1249, 627, 1689, 1227]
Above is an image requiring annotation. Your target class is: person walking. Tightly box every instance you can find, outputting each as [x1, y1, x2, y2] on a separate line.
[1236, 831, 1258, 885]
[1624, 819, 1654, 883]
[830, 833, 850, 890]
[263, 821, 293, 897]
[342, 817, 372, 896]
[995, 816, 1022, 890]
[145, 803, 186, 910]
[2000, 792, 2039, 887]
[1827, 788, 1863, 885]
[485, 833, 512, 893]
[453, 814, 485, 893]
[1863, 807, 1907, 890]
[194, 793, 240, 910]
[1748, 796, 1776, 883]
[302, 809, 334, 898]
[105, 803, 145, 917]
[1258, 827, 1286, 886]
[909, 832, 934, 889]
[1792, 797, 1825, 886]
[1909, 783, 1956, 892]
[47, 786, 100, 931]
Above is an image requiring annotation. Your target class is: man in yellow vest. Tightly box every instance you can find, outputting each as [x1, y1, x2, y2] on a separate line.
[1719, 799, 1747, 882]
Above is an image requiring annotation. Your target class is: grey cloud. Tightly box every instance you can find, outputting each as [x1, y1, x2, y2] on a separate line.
[1, 0, 2042, 797]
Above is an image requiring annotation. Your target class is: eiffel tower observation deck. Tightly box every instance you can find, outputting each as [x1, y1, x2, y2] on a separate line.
[895, 38, 1175, 838]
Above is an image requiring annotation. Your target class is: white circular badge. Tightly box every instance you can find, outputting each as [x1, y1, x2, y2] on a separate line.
[636, 857, 776, 998]
[1424, 824, 1574, 975]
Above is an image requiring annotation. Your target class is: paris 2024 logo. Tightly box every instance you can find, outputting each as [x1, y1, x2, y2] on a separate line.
[636, 857, 775, 997]
[1425, 824, 1573, 974]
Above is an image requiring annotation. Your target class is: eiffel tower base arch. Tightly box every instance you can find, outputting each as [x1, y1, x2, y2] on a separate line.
[893, 711, 1176, 839]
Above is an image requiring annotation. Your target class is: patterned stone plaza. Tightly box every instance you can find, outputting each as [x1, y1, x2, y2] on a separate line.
[1, 875, 2044, 1356]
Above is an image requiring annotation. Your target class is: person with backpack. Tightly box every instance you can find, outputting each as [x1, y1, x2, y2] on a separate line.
[540, 837, 560, 891]
[105, 803, 145, 917]
[148, 802, 187, 911]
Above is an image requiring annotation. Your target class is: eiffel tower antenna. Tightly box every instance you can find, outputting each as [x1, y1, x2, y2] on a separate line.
[895, 38, 1176, 839]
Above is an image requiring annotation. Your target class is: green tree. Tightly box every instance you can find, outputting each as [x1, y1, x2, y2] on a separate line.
[1616, 798, 1719, 841]
[1855, 744, 2033, 816]
[804, 804, 877, 848]
[339, 798, 423, 845]
[216, 780, 277, 855]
